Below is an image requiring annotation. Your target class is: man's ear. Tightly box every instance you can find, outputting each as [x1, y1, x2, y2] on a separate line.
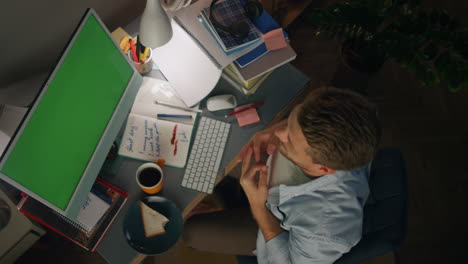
[319, 166, 336, 175]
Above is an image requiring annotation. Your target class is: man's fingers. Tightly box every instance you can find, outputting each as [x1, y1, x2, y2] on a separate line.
[240, 164, 262, 187]
[245, 165, 263, 180]
[255, 150, 261, 163]
[259, 166, 268, 187]
[266, 143, 277, 155]
[237, 142, 252, 162]
[241, 147, 253, 176]
[252, 139, 262, 163]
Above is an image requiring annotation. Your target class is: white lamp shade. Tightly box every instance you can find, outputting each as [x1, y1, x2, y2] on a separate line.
[139, 0, 173, 48]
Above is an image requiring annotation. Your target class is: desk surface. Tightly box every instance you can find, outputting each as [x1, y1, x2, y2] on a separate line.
[96, 63, 309, 264]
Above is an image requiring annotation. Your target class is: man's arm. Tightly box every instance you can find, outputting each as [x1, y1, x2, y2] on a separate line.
[251, 203, 284, 242]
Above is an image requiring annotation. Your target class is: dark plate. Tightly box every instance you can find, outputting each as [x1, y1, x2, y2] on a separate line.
[123, 196, 183, 255]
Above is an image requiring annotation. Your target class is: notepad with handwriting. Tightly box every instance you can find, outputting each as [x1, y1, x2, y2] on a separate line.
[76, 192, 110, 232]
[118, 78, 197, 168]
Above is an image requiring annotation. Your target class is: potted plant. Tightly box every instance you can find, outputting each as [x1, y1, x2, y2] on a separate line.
[305, 0, 467, 92]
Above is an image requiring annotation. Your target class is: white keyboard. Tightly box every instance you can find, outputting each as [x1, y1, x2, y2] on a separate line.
[181, 117, 231, 193]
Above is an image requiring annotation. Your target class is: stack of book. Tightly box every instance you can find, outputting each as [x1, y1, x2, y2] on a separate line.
[216, 0, 297, 95]
[222, 64, 272, 95]
[197, 0, 297, 95]
[199, 0, 261, 56]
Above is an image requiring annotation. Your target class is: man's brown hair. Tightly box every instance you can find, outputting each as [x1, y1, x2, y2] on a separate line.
[298, 87, 381, 170]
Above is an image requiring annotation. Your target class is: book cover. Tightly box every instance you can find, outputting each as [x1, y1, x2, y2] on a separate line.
[235, 0, 289, 68]
[200, 0, 261, 53]
[199, 14, 261, 56]
[18, 178, 127, 252]
[234, 43, 296, 82]
[223, 64, 271, 90]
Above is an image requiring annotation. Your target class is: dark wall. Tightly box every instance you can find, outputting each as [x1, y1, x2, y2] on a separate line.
[0, 0, 145, 105]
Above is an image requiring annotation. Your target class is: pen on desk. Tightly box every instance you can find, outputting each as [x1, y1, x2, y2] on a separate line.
[225, 102, 265, 117]
[157, 114, 193, 119]
[154, 101, 203, 113]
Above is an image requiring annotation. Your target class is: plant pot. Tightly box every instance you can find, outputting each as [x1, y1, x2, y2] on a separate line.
[332, 39, 386, 94]
[340, 39, 386, 75]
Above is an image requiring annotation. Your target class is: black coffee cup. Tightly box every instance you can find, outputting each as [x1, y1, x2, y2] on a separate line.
[136, 163, 164, 194]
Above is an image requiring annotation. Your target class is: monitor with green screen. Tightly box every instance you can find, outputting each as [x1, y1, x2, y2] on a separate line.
[0, 9, 142, 219]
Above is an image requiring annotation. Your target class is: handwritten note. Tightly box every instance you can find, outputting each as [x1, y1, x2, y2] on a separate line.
[118, 114, 194, 168]
[76, 192, 110, 232]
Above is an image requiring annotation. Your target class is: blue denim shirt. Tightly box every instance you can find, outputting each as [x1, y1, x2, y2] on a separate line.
[255, 166, 370, 264]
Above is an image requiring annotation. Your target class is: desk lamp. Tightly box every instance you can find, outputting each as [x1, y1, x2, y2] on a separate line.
[139, 0, 173, 48]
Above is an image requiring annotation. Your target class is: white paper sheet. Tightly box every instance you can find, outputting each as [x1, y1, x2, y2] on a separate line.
[153, 20, 222, 107]
[132, 77, 197, 125]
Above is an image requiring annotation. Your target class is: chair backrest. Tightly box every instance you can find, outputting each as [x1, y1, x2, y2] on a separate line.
[335, 148, 408, 264]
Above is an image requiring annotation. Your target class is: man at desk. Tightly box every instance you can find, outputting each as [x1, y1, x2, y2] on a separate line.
[184, 87, 381, 263]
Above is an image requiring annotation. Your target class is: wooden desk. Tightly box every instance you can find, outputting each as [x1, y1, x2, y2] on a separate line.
[96, 64, 309, 264]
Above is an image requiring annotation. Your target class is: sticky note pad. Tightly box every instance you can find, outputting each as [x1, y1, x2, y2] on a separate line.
[263, 28, 287, 51]
[235, 104, 260, 127]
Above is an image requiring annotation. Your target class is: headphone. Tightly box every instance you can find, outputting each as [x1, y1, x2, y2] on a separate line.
[209, 0, 263, 40]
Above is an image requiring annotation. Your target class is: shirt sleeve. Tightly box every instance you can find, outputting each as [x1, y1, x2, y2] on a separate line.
[262, 230, 350, 264]
[258, 191, 364, 264]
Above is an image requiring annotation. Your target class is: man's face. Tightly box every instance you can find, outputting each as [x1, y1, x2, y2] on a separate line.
[273, 104, 335, 177]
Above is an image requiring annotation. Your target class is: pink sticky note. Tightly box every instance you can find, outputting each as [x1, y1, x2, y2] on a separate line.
[262, 28, 287, 51]
[235, 104, 260, 127]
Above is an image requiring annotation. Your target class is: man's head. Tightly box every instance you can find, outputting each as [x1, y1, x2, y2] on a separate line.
[274, 87, 381, 176]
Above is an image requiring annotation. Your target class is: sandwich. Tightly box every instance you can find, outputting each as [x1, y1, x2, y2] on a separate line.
[140, 201, 169, 237]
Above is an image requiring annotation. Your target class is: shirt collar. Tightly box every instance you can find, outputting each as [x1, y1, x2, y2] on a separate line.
[276, 168, 366, 204]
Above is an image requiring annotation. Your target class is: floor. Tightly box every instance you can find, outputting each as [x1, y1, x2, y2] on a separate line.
[15, 1, 468, 263]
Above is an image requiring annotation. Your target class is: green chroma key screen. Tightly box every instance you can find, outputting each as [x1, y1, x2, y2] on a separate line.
[0, 14, 133, 210]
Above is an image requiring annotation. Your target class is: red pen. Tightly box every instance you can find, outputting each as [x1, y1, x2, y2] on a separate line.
[129, 39, 138, 62]
[226, 102, 265, 117]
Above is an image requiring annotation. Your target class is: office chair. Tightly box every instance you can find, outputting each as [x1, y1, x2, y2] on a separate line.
[237, 148, 408, 264]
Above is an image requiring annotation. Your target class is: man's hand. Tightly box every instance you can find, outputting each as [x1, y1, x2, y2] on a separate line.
[240, 148, 269, 209]
[240, 147, 285, 241]
[237, 119, 287, 163]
